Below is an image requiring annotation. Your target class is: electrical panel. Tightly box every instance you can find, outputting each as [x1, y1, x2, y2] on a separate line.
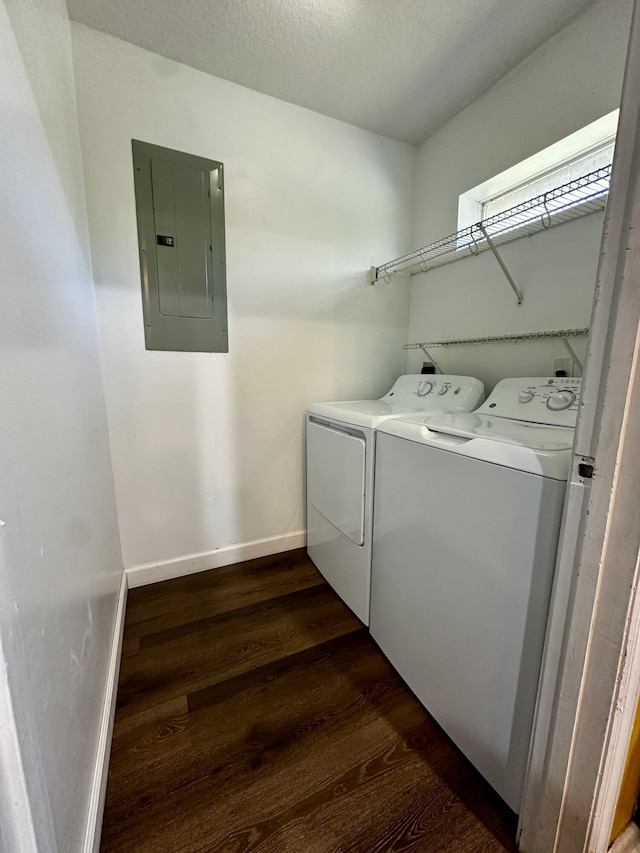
[132, 140, 228, 352]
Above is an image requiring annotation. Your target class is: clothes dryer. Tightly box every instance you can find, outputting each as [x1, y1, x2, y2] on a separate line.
[306, 375, 484, 624]
[370, 377, 581, 811]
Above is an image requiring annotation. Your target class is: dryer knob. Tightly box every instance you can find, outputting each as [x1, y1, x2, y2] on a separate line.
[546, 390, 575, 411]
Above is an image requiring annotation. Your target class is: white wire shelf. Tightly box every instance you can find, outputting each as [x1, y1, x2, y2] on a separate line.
[405, 328, 589, 374]
[403, 328, 590, 350]
[372, 165, 611, 293]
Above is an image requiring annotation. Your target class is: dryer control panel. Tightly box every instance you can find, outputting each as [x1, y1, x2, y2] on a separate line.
[476, 377, 582, 427]
[380, 374, 485, 410]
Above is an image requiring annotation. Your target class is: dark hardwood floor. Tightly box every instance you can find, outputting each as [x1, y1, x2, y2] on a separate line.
[101, 549, 518, 853]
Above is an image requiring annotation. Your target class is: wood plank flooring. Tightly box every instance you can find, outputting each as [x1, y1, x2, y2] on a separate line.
[101, 549, 518, 853]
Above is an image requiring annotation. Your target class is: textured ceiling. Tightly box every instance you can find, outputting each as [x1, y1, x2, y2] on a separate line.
[66, 0, 598, 145]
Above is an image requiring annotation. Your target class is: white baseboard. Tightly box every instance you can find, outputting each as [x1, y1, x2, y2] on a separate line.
[83, 572, 128, 853]
[125, 531, 306, 588]
[611, 823, 640, 853]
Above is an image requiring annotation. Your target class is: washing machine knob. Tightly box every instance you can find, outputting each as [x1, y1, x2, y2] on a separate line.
[519, 391, 534, 403]
[417, 380, 435, 396]
[438, 384, 450, 395]
[546, 390, 575, 411]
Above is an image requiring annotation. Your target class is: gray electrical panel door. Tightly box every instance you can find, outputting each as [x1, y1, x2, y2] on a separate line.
[132, 140, 228, 352]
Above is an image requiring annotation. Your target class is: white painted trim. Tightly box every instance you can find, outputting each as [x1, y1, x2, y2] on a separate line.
[611, 823, 640, 853]
[0, 649, 40, 853]
[82, 572, 127, 853]
[125, 531, 306, 588]
[518, 3, 640, 850]
[589, 551, 640, 851]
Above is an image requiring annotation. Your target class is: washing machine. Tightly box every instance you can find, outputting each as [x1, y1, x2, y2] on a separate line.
[370, 376, 581, 811]
[305, 375, 484, 624]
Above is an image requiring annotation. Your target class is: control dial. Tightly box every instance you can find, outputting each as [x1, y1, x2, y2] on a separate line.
[438, 383, 450, 396]
[417, 380, 435, 397]
[519, 391, 534, 403]
[546, 389, 576, 411]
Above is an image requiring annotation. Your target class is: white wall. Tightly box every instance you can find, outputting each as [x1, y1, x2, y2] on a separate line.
[70, 24, 414, 577]
[0, 1, 122, 850]
[406, 0, 633, 389]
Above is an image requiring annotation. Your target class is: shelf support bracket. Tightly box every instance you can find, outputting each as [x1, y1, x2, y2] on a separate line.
[476, 223, 523, 306]
[370, 267, 411, 286]
[420, 346, 441, 373]
[563, 337, 584, 374]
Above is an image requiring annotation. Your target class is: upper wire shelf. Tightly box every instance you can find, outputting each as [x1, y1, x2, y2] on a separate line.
[372, 164, 612, 286]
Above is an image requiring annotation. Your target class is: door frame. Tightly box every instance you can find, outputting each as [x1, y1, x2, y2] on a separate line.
[519, 1, 640, 849]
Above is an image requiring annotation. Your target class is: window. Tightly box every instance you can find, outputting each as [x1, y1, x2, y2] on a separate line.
[458, 110, 619, 237]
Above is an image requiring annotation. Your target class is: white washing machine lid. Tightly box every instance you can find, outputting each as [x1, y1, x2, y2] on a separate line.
[419, 410, 575, 451]
[378, 412, 575, 480]
[307, 374, 484, 430]
[307, 399, 441, 429]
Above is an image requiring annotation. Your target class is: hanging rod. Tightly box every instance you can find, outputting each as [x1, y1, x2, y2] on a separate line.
[403, 328, 589, 350]
[372, 165, 611, 287]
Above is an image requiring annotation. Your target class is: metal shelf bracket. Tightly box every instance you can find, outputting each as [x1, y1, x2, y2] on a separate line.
[420, 345, 441, 373]
[370, 266, 410, 286]
[475, 223, 523, 306]
[563, 337, 584, 374]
